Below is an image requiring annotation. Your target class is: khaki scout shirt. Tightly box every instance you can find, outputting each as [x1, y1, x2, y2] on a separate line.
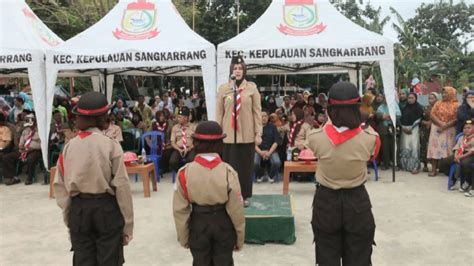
[103, 124, 123, 142]
[307, 126, 378, 189]
[171, 123, 194, 150]
[216, 80, 263, 144]
[295, 122, 314, 149]
[0, 126, 12, 150]
[453, 135, 474, 153]
[19, 127, 41, 150]
[53, 127, 134, 236]
[173, 154, 245, 249]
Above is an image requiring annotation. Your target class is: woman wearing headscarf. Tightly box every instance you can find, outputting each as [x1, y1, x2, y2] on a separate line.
[216, 55, 262, 207]
[360, 93, 376, 129]
[376, 94, 401, 170]
[427, 87, 459, 176]
[266, 95, 278, 114]
[456, 90, 474, 134]
[19, 92, 34, 111]
[398, 88, 409, 110]
[420, 92, 440, 172]
[317, 93, 328, 111]
[400, 93, 424, 174]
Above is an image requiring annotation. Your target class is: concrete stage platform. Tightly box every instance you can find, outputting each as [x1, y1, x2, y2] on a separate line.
[244, 194, 296, 245]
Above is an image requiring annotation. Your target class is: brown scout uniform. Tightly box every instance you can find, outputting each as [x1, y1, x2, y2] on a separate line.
[295, 122, 313, 149]
[216, 80, 262, 200]
[215, 80, 263, 144]
[54, 128, 133, 234]
[170, 122, 195, 172]
[307, 126, 379, 189]
[104, 123, 123, 142]
[173, 154, 245, 265]
[0, 125, 12, 150]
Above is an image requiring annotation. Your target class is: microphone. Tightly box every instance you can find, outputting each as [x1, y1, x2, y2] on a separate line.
[230, 74, 236, 80]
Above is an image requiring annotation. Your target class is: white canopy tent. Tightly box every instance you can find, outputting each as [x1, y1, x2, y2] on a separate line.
[0, 0, 63, 168]
[217, 0, 396, 123]
[45, 0, 216, 152]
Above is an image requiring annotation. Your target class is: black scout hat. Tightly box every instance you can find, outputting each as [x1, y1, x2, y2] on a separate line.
[178, 106, 190, 117]
[192, 121, 226, 141]
[327, 82, 361, 106]
[72, 92, 109, 117]
[231, 55, 245, 64]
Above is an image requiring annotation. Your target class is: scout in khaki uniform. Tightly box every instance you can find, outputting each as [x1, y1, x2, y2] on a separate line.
[170, 106, 195, 172]
[54, 92, 133, 266]
[173, 121, 245, 266]
[216, 55, 262, 207]
[307, 82, 380, 266]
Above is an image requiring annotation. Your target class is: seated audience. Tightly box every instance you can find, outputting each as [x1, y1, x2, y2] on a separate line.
[103, 114, 123, 142]
[3, 112, 41, 185]
[255, 110, 281, 183]
[169, 107, 195, 172]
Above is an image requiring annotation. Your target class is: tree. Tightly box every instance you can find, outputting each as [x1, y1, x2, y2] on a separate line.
[406, 0, 473, 51]
[330, 0, 390, 34]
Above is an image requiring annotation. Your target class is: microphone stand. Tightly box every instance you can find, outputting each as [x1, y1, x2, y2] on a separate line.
[233, 79, 237, 144]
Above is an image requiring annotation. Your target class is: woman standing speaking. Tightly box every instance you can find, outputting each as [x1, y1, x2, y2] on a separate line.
[216, 55, 262, 207]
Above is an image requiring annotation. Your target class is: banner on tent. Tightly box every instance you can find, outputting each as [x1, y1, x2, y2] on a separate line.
[0, 54, 33, 64]
[52, 50, 208, 65]
[224, 46, 386, 60]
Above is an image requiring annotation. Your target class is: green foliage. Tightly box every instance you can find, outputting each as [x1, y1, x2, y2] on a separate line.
[330, 0, 390, 34]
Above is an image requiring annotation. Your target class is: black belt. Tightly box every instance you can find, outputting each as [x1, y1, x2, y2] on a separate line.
[75, 193, 112, 199]
[192, 203, 226, 213]
[316, 183, 366, 192]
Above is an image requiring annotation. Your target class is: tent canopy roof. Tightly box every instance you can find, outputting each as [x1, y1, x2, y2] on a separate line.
[0, 0, 63, 69]
[47, 0, 215, 72]
[218, 0, 394, 68]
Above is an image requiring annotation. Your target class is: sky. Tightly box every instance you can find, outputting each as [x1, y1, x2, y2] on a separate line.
[369, 0, 472, 49]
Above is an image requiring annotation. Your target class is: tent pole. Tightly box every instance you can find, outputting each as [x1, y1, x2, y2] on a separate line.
[69, 77, 75, 97]
[393, 132, 396, 182]
[104, 69, 108, 99]
[356, 63, 361, 95]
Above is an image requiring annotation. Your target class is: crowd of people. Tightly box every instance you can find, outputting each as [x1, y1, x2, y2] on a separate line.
[0, 82, 472, 197]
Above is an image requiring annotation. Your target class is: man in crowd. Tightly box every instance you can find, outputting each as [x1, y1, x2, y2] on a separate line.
[254, 110, 281, 183]
[133, 95, 153, 127]
[103, 114, 123, 142]
[3, 112, 42, 185]
[170, 107, 195, 173]
[8, 96, 24, 123]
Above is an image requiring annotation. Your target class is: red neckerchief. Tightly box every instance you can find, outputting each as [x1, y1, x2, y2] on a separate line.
[78, 131, 93, 139]
[457, 135, 474, 156]
[19, 128, 35, 161]
[324, 123, 362, 146]
[154, 122, 167, 132]
[194, 155, 222, 170]
[288, 120, 303, 147]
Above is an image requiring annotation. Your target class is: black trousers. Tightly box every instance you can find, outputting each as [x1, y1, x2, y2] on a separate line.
[312, 185, 375, 266]
[2, 149, 42, 180]
[170, 149, 196, 172]
[223, 143, 255, 199]
[189, 208, 236, 266]
[69, 194, 125, 266]
[439, 155, 474, 185]
[380, 134, 395, 167]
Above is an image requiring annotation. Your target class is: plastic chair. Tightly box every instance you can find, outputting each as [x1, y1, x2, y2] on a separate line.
[447, 132, 465, 190]
[141, 131, 165, 182]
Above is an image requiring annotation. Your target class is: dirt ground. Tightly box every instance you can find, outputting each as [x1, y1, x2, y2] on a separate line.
[0, 169, 473, 266]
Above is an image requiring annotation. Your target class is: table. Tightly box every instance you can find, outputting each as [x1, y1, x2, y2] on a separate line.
[49, 163, 157, 198]
[126, 163, 157, 197]
[282, 161, 317, 194]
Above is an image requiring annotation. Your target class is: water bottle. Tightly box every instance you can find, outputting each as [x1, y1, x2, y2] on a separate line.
[141, 148, 147, 163]
[286, 147, 292, 161]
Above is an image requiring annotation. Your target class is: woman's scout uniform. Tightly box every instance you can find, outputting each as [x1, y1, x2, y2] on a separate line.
[173, 121, 245, 266]
[54, 92, 133, 266]
[215, 55, 262, 203]
[307, 82, 380, 266]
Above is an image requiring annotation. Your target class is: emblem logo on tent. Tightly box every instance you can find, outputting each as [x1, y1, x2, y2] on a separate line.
[113, 0, 159, 40]
[277, 0, 327, 36]
[22, 8, 60, 46]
